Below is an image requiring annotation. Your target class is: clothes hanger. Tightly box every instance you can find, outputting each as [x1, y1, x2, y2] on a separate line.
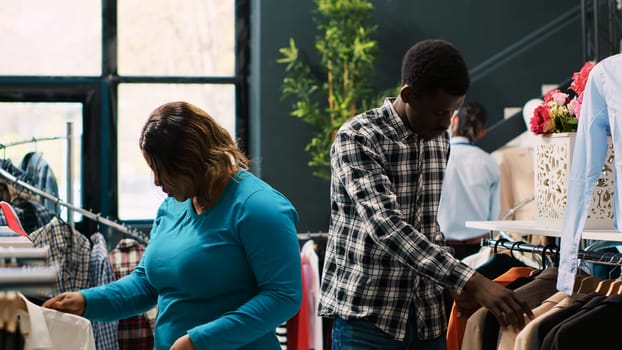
[541, 244, 559, 269]
[509, 241, 523, 260]
[494, 238, 510, 255]
[605, 279, 622, 295]
[5, 291, 18, 334]
[592, 253, 614, 295]
[575, 275, 603, 294]
[604, 264, 622, 296]
[0, 291, 6, 331]
[595, 279, 614, 295]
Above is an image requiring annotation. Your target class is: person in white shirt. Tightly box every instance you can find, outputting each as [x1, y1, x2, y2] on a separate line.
[438, 101, 501, 260]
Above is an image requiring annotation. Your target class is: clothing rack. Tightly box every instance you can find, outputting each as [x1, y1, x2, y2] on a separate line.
[0, 167, 149, 245]
[0, 136, 67, 150]
[1, 132, 75, 222]
[297, 232, 328, 239]
[483, 238, 622, 266]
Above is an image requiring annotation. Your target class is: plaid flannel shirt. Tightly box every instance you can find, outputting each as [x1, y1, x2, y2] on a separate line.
[30, 217, 91, 295]
[318, 98, 475, 341]
[109, 238, 155, 350]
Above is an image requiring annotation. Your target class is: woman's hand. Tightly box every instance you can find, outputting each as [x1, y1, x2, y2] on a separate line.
[42, 292, 86, 316]
[169, 334, 196, 350]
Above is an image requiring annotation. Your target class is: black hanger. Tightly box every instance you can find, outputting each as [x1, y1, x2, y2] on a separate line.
[541, 244, 559, 269]
[510, 241, 523, 260]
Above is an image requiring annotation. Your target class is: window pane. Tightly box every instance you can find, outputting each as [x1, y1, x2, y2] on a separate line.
[0, 1, 101, 76]
[0, 102, 83, 222]
[117, 83, 236, 219]
[118, 0, 235, 76]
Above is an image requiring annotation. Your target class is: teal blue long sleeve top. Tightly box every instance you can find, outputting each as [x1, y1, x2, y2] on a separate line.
[80, 170, 303, 349]
[557, 53, 622, 294]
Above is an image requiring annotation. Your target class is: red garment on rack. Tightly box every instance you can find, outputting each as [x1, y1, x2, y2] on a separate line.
[287, 265, 310, 350]
[0, 201, 28, 236]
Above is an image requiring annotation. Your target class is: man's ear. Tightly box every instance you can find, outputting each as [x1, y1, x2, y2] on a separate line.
[450, 113, 459, 127]
[477, 128, 487, 140]
[399, 85, 412, 102]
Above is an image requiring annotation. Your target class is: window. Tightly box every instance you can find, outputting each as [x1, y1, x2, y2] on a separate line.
[115, 0, 239, 220]
[0, 0, 247, 228]
[0, 102, 83, 222]
[0, 0, 101, 76]
[118, 83, 236, 219]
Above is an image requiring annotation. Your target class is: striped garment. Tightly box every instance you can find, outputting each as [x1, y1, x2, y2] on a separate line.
[88, 233, 119, 350]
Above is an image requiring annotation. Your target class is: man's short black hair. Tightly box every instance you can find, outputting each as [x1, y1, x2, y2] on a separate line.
[401, 39, 470, 97]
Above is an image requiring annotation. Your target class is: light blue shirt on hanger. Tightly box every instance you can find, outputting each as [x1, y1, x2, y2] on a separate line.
[438, 136, 501, 241]
[558, 53, 622, 295]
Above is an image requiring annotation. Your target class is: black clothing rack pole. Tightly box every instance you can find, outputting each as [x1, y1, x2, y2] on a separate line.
[482, 238, 622, 266]
[0, 167, 148, 246]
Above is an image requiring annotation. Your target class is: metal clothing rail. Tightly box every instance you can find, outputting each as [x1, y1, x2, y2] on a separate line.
[0, 167, 148, 245]
[0, 136, 67, 150]
[297, 232, 328, 240]
[1, 133, 74, 222]
[483, 238, 622, 266]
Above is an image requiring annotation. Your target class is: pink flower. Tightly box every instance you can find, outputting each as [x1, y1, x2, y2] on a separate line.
[567, 97, 578, 116]
[543, 89, 561, 103]
[551, 91, 569, 106]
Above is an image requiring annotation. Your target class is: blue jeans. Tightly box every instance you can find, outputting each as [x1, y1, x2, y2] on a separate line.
[331, 316, 446, 350]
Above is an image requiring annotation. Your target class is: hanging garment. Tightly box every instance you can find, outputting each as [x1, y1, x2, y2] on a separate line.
[512, 293, 580, 350]
[20, 152, 60, 216]
[0, 201, 28, 237]
[445, 247, 530, 349]
[29, 217, 91, 295]
[541, 293, 622, 349]
[496, 291, 567, 350]
[11, 199, 55, 234]
[477, 268, 558, 350]
[458, 267, 534, 350]
[491, 147, 535, 221]
[558, 53, 622, 294]
[531, 293, 601, 349]
[286, 266, 310, 350]
[15, 292, 96, 349]
[88, 233, 119, 350]
[108, 238, 154, 350]
[300, 240, 323, 350]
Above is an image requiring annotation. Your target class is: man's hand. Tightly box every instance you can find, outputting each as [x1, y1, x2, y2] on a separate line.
[450, 289, 480, 319]
[457, 272, 534, 330]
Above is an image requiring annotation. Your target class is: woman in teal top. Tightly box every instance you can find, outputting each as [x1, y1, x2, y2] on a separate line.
[44, 101, 303, 350]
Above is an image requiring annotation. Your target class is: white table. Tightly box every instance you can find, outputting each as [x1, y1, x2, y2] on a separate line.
[465, 220, 622, 242]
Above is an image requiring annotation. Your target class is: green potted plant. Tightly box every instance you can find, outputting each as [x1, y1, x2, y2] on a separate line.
[277, 0, 378, 180]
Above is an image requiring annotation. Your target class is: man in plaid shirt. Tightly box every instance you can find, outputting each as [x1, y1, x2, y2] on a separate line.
[319, 39, 533, 349]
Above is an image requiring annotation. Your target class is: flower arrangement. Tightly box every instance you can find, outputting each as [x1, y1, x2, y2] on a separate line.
[529, 61, 596, 135]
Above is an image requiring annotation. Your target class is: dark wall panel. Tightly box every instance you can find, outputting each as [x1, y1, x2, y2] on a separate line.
[252, 0, 585, 232]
